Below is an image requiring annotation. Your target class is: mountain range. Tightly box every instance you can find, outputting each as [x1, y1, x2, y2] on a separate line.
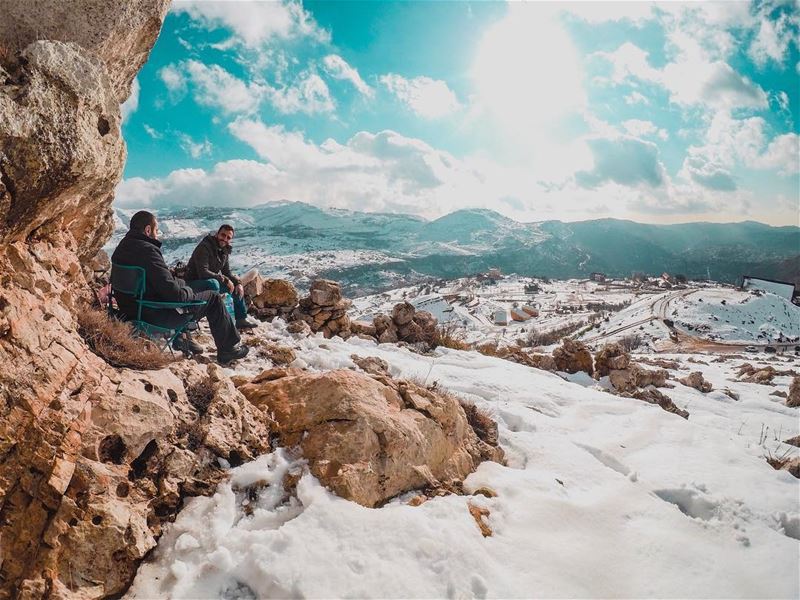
[112, 202, 800, 294]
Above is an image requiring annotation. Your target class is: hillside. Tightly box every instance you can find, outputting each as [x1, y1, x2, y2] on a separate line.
[111, 203, 799, 294]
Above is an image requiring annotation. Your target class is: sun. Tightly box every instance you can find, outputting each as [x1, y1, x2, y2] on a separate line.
[472, 4, 586, 137]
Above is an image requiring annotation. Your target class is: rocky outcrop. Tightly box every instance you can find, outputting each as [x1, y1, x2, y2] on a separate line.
[0, 2, 209, 596]
[737, 363, 797, 385]
[679, 371, 713, 393]
[0, 0, 170, 102]
[590, 345, 685, 418]
[238, 369, 504, 508]
[243, 272, 299, 321]
[552, 339, 594, 375]
[594, 343, 630, 378]
[371, 302, 438, 347]
[1, 358, 274, 598]
[291, 279, 353, 339]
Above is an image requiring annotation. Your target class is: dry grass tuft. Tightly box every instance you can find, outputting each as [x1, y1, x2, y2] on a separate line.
[186, 378, 214, 415]
[431, 323, 470, 351]
[77, 307, 172, 370]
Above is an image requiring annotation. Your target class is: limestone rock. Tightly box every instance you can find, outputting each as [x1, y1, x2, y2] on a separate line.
[594, 343, 630, 378]
[286, 320, 312, 336]
[608, 365, 668, 394]
[239, 369, 504, 508]
[392, 301, 415, 326]
[0, 0, 171, 102]
[0, 40, 125, 259]
[257, 278, 299, 308]
[679, 371, 713, 393]
[351, 355, 390, 376]
[378, 325, 399, 344]
[310, 279, 342, 306]
[351, 319, 377, 337]
[0, 2, 278, 594]
[552, 339, 594, 375]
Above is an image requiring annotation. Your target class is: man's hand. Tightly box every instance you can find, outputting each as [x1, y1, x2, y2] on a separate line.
[225, 279, 234, 293]
[235, 283, 244, 298]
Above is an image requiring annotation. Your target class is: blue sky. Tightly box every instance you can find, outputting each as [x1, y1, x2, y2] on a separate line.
[119, 0, 800, 225]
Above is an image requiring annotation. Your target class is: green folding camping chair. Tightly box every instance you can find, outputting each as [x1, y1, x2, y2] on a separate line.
[110, 263, 208, 355]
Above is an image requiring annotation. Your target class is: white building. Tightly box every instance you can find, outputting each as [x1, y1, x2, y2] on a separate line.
[742, 276, 796, 301]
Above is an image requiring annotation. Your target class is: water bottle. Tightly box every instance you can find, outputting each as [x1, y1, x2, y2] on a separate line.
[223, 293, 235, 317]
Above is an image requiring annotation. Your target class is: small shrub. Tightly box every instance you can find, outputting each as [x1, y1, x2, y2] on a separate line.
[432, 322, 469, 351]
[77, 307, 172, 370]
[186, 378, 214, 415]
[618, 334, 643, 352]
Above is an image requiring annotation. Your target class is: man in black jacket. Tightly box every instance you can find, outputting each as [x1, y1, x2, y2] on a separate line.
[111, 211, 249, 363]
[185, 224, 258, 330]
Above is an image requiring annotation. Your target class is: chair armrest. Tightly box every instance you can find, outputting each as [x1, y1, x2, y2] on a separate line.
[139, 300, 209, 309]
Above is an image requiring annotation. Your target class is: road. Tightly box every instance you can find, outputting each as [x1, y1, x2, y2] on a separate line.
[585, 288, 796, 354]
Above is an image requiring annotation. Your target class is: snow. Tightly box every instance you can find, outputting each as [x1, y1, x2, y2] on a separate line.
[669, 289, 800, 344]
[127, 319, 800, 599]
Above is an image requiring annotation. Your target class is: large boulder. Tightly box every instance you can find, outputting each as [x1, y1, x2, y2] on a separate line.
[239, 369, 504, 508]
[594, 343, 630, 378]
[608, 365, 668, 394]
[679, 371, 713, 393]
[552, 339, 594, 375]
[309, 279, 342, 306]
[392, 301, 416, 326]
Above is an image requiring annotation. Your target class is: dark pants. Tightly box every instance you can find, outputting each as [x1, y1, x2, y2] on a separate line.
[188, 279, 247, 320]
[141, 290, 240, 352]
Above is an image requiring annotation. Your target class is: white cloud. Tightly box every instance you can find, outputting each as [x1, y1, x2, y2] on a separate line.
[183, 60, 265, 114]
[172, 0, 329, 48]
[143, 124, 162, 140]
[751, 133, 800, 176]
[178, 133, 213, 159]
[680, 112, 800, 189]
[164, 60, 334, 116]
[380, 74, 461, 119]
[624, 91, 649, 105]
[159, 64, 188, 100]
[322, 54, 373, 97]
[267, 72, 335, 115]
[564, 2, 655, 24]
[748, 11, 799, 68]
[596, 42, 768, 110]
[121, 77, 140, 123]
[622, 119, 669, 140]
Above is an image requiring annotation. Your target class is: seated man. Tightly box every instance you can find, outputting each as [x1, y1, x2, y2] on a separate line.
[185, 224, 258, 331]
[111, 211, 249, 363]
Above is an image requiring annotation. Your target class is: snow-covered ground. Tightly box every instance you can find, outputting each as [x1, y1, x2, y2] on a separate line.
[583, 287, 800, 350]
[128, 320, 800, 599]
[669, 289, 800, 344]
[351, 276, 647, 346]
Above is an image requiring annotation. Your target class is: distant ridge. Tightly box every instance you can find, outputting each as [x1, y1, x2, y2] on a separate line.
[113, 201, 800, 293]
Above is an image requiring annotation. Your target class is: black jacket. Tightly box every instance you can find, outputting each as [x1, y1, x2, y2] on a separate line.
[111, 231, 195, 318]
[185, 234, 240, 287]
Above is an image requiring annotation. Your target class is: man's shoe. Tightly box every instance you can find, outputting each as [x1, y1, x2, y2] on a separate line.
[217, 344, 250, 364]
[236, 317, 259, 330]
[172, 332, 204, 355]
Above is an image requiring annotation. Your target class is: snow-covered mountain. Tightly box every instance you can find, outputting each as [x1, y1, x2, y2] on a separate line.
[110, 202, 800, 295]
